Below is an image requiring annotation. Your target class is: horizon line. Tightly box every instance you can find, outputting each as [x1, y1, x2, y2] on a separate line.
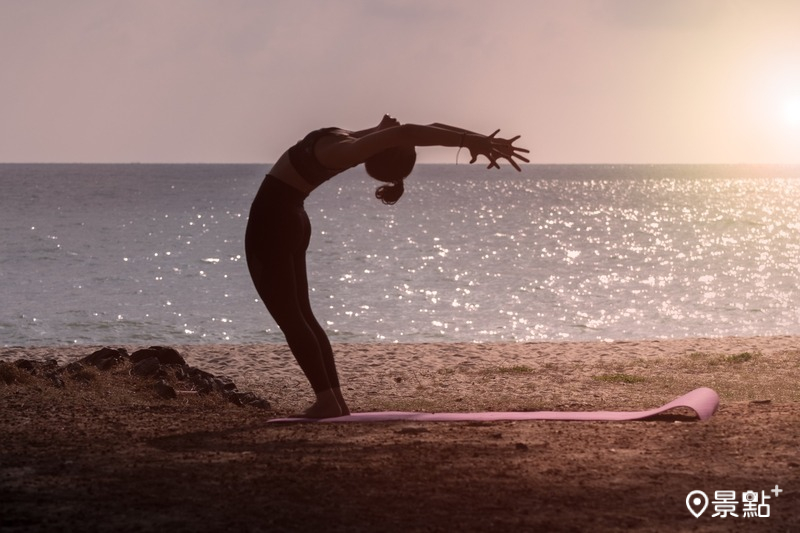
[3, 161, 800, 166]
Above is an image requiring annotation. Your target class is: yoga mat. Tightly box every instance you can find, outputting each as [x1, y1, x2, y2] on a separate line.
[269, 387, 719, 423]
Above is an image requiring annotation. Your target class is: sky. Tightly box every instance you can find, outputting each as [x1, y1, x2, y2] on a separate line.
[2, 0, 800, 164]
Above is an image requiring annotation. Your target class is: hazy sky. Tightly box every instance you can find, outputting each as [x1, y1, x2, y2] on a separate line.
[2, 0, 800, 164]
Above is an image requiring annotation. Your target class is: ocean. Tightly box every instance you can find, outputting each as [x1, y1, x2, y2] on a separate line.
[2, 163, 800, 347]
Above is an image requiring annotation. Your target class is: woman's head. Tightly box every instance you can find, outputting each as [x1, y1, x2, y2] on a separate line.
[365, 145, 416, 205]
[365, 145, 416, 182]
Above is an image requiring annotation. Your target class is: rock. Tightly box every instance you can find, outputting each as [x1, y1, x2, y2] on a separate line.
[14, 359, 58, 376]
[131, 357, 162, 377]
[212, 377, 237, 393]
[250, 398, 271, 410]
[229, 391, 271, 409]
[172, 365, 189, 381]
[154, 380, 177, 399]
[5, 348, 271, 410]
[130, 346, 185, 366]
[13, 359, 34, 372]
[64, 361, 84, 374]
[81, 347, 128, 371]
[186, 366, 215, 381]
[184, 367, 216, 394]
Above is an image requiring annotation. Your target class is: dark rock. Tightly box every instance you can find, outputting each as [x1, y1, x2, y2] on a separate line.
[251, 398, 271, 410]
[186, 366, 215, 380]
[230, 391, 271, 409]
[130, 346, 185, 366]
[131, 357, 162, 377]
[172, 365, 189, 381]
[14, 360, 35, 372]
[4, 352, 272, 410]
[189, 377, 213, 394]
[64, 361, 84, 374]
[154, 380, 177, 399]
[80, 347, 128, 371]
[212, 377, 237, 393]
[14, 359, 59, 376]
[185, 366, 216, 394]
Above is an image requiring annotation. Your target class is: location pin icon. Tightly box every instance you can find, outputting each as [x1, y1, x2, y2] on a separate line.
[686, 490, 709, 518]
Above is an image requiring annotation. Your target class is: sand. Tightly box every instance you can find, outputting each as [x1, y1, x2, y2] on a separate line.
[2, 337, 799, 531]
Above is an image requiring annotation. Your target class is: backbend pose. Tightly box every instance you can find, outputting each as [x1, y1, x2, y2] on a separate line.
[245, 115, 529, 417]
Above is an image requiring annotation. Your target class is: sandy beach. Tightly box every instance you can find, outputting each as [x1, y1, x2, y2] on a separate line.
[2, 337, 799, 531]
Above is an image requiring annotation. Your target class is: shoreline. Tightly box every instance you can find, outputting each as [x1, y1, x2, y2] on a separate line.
[5, 333, 800, 361]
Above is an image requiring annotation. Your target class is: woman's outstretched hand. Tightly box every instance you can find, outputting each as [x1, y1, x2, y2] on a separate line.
[468, 129, 530, 171]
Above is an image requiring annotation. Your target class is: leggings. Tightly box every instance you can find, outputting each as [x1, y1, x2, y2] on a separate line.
[244, 175, 341, 393]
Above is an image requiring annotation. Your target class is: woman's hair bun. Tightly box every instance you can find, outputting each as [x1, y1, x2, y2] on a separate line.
[375, 180, 404, 205]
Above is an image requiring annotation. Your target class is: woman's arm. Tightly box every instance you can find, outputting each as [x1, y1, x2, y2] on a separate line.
[347, 114, 401, 139]
[426, 122, 479, 135]
[414, 124, 530, 170]
[318, 123, 529, 171]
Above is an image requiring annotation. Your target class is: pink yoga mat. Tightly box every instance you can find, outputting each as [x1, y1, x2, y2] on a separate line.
[269, 387, 719, 423]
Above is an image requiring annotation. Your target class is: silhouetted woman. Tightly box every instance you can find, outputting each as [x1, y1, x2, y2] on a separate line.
[245, 115, 529, 417]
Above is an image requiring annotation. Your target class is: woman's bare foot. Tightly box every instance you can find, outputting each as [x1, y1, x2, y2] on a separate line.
[293, 389, 347, 419]
[333, 387, 350, 416]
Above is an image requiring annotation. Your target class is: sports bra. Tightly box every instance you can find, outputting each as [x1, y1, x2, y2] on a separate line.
[288, 127, 351, 188]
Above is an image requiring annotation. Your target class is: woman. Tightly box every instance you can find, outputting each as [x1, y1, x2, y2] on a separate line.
[245, 115, 529, 418]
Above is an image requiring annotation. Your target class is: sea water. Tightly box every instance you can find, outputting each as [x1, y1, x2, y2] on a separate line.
[2, 163, 800, 347]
